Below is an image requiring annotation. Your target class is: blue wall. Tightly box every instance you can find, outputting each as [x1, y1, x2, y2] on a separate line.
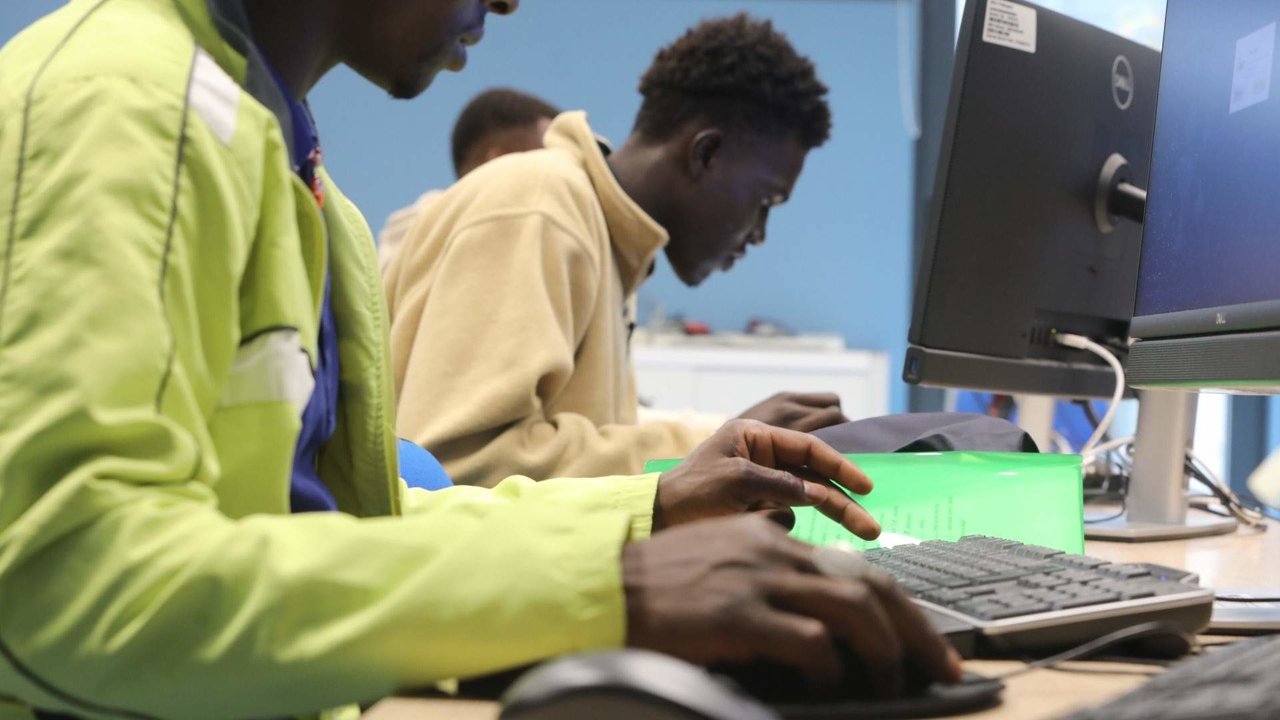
[1, 0, 921, 412]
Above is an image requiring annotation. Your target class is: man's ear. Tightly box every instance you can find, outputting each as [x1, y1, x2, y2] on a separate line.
[686, 129, 723, 181]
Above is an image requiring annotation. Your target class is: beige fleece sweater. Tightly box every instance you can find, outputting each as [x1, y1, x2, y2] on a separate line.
[384, 112, 709, 486]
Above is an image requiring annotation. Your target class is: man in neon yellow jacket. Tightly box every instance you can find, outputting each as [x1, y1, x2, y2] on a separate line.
[0, 1, 960, 718]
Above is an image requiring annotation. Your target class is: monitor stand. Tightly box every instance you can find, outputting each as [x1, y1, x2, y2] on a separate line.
[1085, 389, 1238, 542]
[1013, 394, 1055, 453]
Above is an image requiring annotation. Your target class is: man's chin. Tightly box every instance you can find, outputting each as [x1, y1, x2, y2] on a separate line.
[446, 41, 469, 72]
[676, 267, 710, 288]
[387, 66, 442, 100]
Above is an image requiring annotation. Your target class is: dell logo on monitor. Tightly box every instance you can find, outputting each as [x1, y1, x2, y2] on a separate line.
[1112, 55, 1134, 110]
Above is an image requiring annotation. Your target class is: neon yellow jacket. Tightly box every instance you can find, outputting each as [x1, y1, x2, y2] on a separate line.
[0, 1, 657, 718]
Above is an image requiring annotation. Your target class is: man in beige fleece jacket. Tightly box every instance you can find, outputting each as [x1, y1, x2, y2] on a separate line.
[379, 87, 560, 272]
[385, 15, 848, 487]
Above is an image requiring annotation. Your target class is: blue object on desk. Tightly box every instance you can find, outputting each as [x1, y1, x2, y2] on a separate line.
[398, 439, 452, 490]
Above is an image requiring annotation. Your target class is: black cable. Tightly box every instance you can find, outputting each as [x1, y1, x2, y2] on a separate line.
[1195, 640, 1249, 649]
[1215, 593, 1280, 603]
[994, 622, 1197, 681]
[1045, 663, 1166, 677]
[1076, 399, 1104, 431]
[1185, 462, 1237, 507]
[1084, 498, 1126, 524]
[1185, 453, 1280, 520]
[1184, 459, 1269, 527]
[1187, 502, 1235, 519]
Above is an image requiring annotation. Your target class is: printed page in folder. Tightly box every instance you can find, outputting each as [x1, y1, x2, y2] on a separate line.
[643, 452, 1084, 553]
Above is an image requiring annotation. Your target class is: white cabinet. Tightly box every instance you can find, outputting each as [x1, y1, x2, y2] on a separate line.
[632, 342, 891, 421]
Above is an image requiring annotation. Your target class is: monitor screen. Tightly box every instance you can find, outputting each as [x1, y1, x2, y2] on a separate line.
[1136, 1, 1280, 320]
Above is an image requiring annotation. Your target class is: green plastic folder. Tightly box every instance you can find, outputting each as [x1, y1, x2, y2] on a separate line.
[643, 452, 1084, 553]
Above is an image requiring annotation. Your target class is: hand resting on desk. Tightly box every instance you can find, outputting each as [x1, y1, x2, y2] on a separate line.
[737, 392, 850, 434]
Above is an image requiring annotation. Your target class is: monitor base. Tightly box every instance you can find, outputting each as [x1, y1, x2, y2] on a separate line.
[1085, 513, 1238, 542]
[1086, 390, 1239, 544]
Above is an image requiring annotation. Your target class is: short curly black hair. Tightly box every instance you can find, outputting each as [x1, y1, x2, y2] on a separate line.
[450, 88, 560, 176]
[634, 14, 831, 149]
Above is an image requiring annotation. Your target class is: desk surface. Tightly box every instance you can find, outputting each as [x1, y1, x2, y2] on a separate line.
[363, 517, 1278, 720]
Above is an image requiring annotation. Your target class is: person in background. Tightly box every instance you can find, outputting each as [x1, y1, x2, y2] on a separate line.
[0, 1, 958, 717]
[385, 15, 850, 487]
[379, 87, 560, 271]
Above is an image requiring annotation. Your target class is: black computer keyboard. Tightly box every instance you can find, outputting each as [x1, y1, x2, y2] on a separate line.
[863, 536, 1213, 656]
[1058, 634, 1280, 720]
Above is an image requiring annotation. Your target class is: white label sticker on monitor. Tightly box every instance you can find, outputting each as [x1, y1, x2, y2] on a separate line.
[983, 0, 1037, 54]
[1230, 22, 1276, 114]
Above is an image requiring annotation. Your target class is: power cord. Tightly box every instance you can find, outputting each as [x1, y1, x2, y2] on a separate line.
[1053, 333, 1124, 455]
[993, 621, 1198, 681]
[1083, 499, 1127, 525]
[1040, 663, 1166, 677]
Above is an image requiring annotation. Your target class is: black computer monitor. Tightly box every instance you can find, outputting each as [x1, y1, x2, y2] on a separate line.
[1128, 0, 1280, 391]
[905, 0, 1160, 399]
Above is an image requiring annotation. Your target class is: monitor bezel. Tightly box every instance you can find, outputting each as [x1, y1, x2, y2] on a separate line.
[1130, 299, 1280, 340]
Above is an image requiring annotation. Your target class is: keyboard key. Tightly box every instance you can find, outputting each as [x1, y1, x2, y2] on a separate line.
[1019, 574, 1071, 589]
[895, 578, 937, 594]
[974, 603, 1046, 620]
[1057, 570, 1107, 583]
[971, 570, 1033, 584]
[998, 600, 1054, 615]
[1012, 545, 1064, 558]
[1056, 591, 1121, 609]
[921, 588, 972, 604]
[1057, 554, 1109, 569]
[962, 584, 999, 597]
[1097, 564, 1153, 580]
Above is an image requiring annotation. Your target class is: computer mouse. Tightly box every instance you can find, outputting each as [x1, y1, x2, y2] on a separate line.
[499, 649, 1003, 720]
[1112, 624, 1195, 660]
[714, 642, 1004, 719]
[498, 649, 780, 720]
[1128, 631, 1194, 659]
